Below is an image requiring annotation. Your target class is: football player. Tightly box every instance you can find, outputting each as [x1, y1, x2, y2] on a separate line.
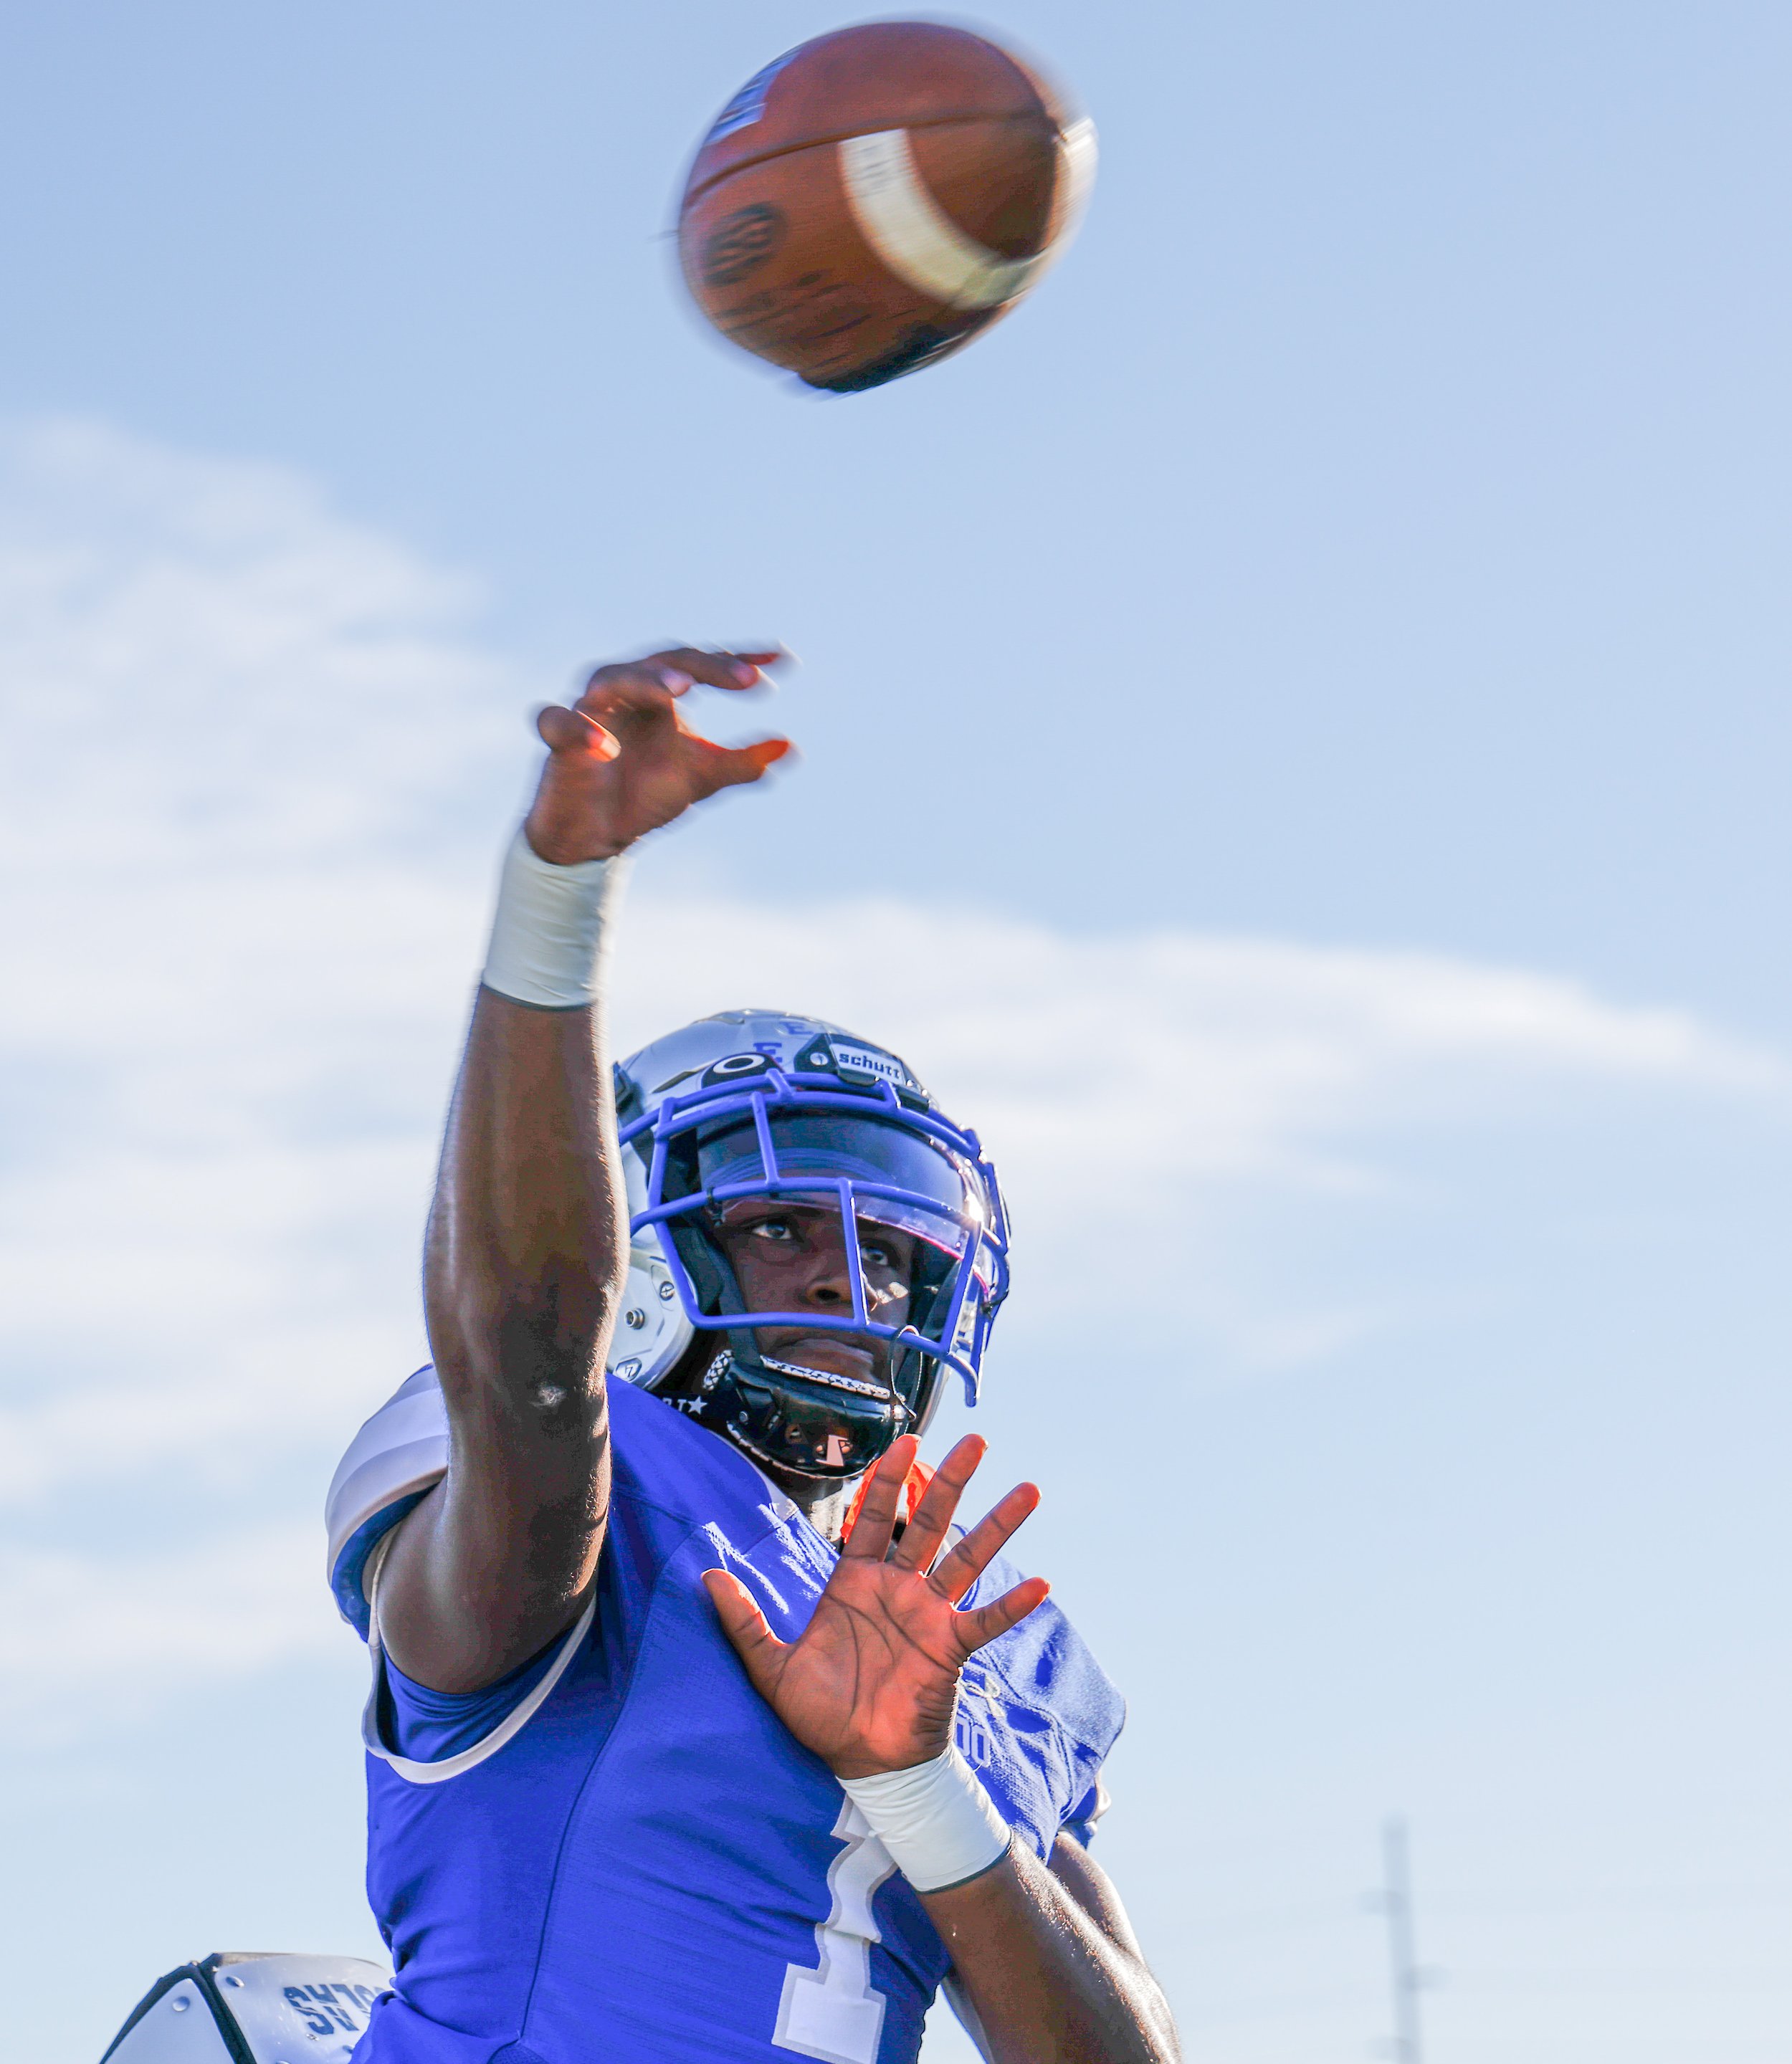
[325, 651, 1181, 2064]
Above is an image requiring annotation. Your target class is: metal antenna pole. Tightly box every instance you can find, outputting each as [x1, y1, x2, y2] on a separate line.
[1380, 1817, 1425, 2064]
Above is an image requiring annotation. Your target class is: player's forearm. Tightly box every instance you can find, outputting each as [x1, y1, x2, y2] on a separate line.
[922, 1841, 1180, 2064]
[388, 987, 624, 1688]
[394, 835, 629, 1683]
[426, 823, 631, 1399]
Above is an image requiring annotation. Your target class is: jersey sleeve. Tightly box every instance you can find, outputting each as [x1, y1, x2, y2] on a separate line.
[953, 1547, 1127, 1863]
[328, 1367, 578, 1757]
[1058, 1774, 1112, 1848]
[375, 1635, 566, 1761]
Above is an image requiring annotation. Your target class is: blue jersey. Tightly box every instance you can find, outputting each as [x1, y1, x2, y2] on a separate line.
[325, 1374, 1124, 2064]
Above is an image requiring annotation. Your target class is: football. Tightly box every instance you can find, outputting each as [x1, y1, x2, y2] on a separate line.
[677, 22, 1095, 393]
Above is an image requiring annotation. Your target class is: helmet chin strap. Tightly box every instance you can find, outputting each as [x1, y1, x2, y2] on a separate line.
[678, 1342, 914, 1482]
[757, 1350, 896, 1402]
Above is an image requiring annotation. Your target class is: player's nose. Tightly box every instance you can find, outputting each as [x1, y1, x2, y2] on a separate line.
[799, 1232, 856, 1308]
[804, 1265, 849, 1307]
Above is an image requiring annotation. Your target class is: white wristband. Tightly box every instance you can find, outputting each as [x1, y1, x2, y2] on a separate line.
[839, 1747, 1012, 1894]
[480, 827, 629, 1009]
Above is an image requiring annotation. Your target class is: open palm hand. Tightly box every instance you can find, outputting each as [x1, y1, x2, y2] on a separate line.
[704, 1435, 1050, 1781]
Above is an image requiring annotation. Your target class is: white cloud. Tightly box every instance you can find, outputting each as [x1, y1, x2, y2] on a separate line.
[0, 1523, 342, 1744]
[612, 896, 1778, 1188]
[0, 419, 1781, 1721]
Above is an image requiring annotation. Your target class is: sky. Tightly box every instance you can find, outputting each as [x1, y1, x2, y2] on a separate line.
[0, 5, 1787, 2063]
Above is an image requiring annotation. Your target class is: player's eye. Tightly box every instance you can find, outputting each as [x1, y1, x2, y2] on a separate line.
[750, 1216, 799, 1244]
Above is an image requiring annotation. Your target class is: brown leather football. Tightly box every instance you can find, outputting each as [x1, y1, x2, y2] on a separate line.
[677, 22, 1095, 392]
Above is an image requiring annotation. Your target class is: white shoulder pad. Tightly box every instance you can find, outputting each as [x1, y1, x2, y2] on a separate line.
[324, 1365, 449, 1634]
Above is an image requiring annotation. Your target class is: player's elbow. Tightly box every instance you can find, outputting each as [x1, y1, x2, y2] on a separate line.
[434, 1265, 618, 1406]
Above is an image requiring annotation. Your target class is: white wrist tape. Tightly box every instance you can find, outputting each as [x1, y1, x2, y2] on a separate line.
[839, 1747, 1012, 1894]
[480, 828, 629, 1009]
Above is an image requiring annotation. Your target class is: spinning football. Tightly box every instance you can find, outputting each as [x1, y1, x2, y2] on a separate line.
[677, 21, 1095, 393]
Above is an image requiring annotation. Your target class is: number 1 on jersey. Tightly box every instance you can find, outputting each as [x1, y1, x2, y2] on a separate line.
[773, 1798, 897, 2063]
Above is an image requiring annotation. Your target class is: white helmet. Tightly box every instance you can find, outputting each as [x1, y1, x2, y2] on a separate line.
[608, 1009, 1009, 1480]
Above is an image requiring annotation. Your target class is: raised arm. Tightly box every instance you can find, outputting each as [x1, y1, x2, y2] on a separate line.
[378, 649, 787, 1693]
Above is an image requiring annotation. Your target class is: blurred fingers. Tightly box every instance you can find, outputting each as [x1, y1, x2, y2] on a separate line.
[642, 646, 790, 692]
[687, 735, 793, 798]
[536, 703, 619, 759]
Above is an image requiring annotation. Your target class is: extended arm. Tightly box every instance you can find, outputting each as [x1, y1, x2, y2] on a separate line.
[378, 649, 786, 1691]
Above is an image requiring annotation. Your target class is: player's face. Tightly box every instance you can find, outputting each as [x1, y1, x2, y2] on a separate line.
[713, 1199, 915, 1390]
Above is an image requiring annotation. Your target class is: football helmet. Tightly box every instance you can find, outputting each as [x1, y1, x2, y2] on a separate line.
[609, 1009, 1009, 1481]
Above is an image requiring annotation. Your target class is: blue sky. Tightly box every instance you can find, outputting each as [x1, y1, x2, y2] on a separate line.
[0, 6, 1788, 2062]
